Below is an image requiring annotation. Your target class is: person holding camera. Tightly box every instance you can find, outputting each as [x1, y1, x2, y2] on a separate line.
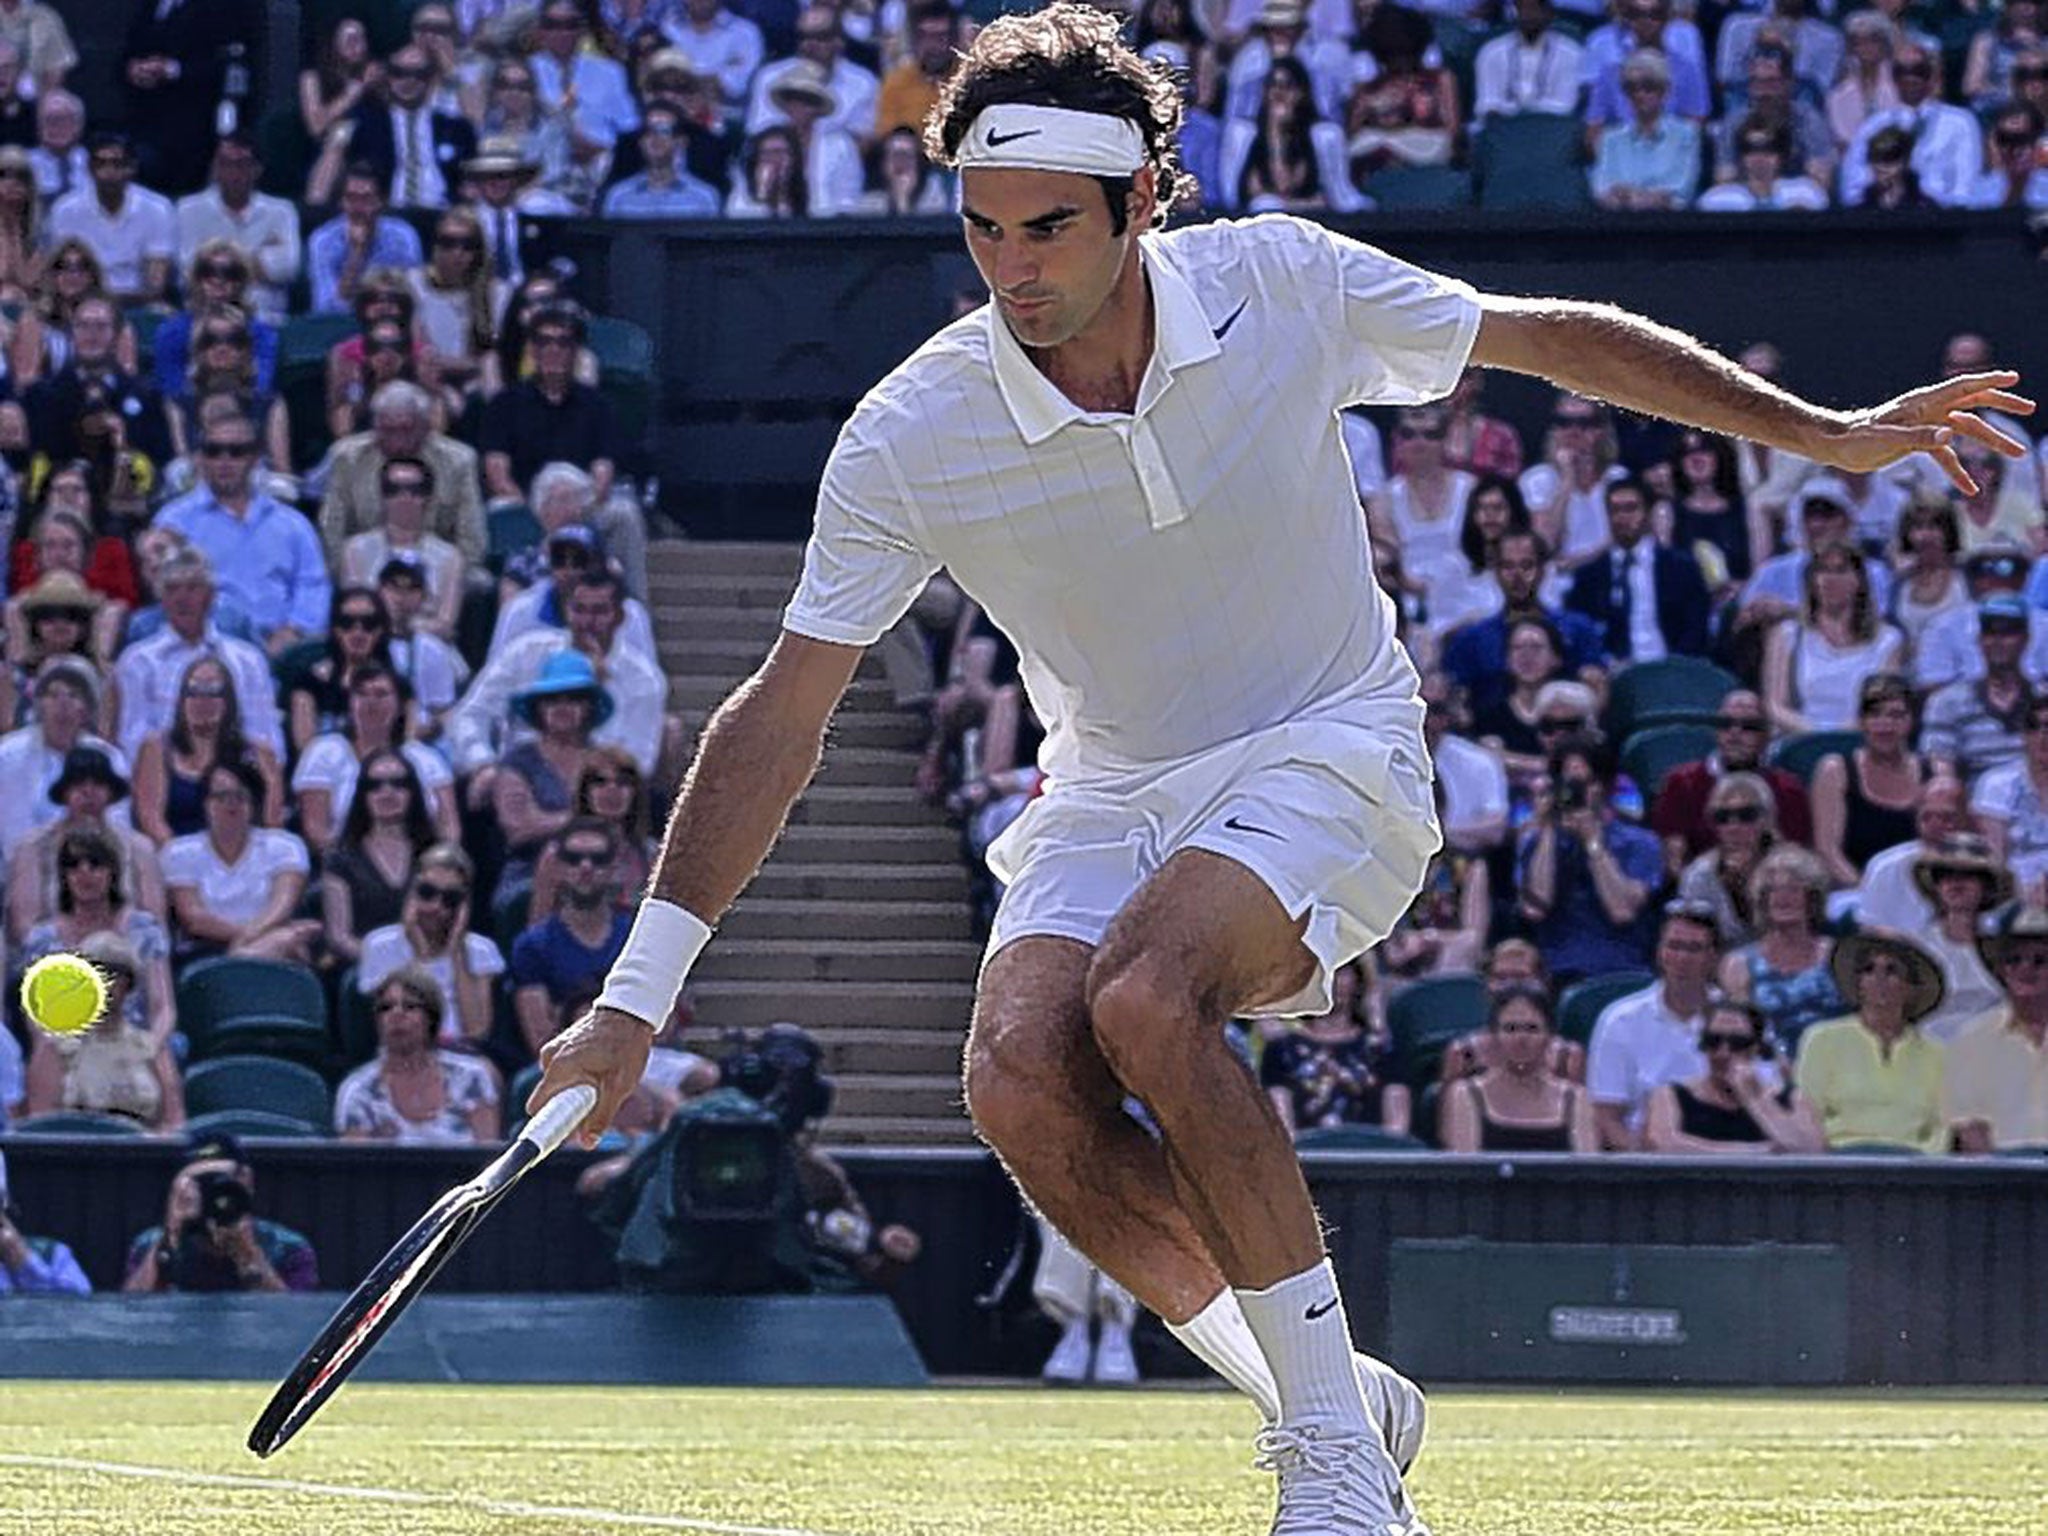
[119, 1132, 318, 1293]
[1515, 731, 1665, 985]
[0, 1149, 91, 1295]
[1641, 995, 1824, 1154]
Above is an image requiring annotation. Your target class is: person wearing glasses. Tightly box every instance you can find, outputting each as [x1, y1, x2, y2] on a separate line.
[111, 544, 282, 759]
[358, 843, 505, 1048]
[600, 104, 721, 217]
[6, 744, 163, 943]
[1963, 102, 2048, 210]
[292, 659, 459, 849]
[151, 408, 330, 657]
[1642, 994, 1822, 1154]
[166, 303, 293, 485]
[321, 748, 438, 966]
[304, 163, 427, 316]
[1589, 52, 1702, 212]
[283, 584, 400, 752]
[161, 758, 317, 963]
[44, 131, 173, 307]
[339, 462, 465, 642]
[1586, 901, 1722, 1148]
[341, 43, 478, 214]
[529, 746, 654, 916]
[1651, 688, 1812, 873]
[1696, 117, 1829, 211]
[489, 478, 656, 657]
[1516, 729, 1665, 986]
[511, 819, 633, 1057]
[529, 0, 643, 170]
[336, 966, 501, 1143]
[1676, 772, 1779, 949]
[1795, 928, 1949, 1153]
[407, 208, 505, 408]
[151, 234, 284, 399]
[1366, 405, 1477, 630]
[1944, 903, 2048, 1152]
[1840, 44, 1980, 207]
[130, 653, 283, 845]
[173, 139, 301, 328]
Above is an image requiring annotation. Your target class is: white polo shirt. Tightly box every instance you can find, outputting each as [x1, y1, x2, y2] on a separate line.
[1586, 982, 1707, 1129]
[784, 215, 1482, 785]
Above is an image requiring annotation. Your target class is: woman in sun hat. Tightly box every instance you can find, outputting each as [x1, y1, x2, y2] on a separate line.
[1910, 832, 2012, 1040]
[1794, 927, 1949, 1152]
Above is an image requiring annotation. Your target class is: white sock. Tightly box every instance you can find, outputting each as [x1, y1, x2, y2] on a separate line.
[1167, 1289, 1281, 1422]
[1236, 1258, 1372, 1431]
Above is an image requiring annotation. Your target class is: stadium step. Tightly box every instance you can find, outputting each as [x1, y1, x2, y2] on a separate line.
[719, 898, 972, 943]
[815, 1113, 975, 1147]
[812, 747, 923, 788]
[747, 862, 969, 902]
[647, 572, 797, 607]
[688, 979, 976, 1031]
[696, 940, 981, 985]
[660, 607, 785, 641]
[673, 707, 923, 750]
[771, 824, 961, 863]
[787, 787, 949, 827]
[807, 1026, 970, 1077]
[649, 541, 800, 579]
[826, 1073, 966, 1121]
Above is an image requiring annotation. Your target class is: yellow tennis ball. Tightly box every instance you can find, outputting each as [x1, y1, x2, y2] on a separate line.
[20, 954, 108, 1035]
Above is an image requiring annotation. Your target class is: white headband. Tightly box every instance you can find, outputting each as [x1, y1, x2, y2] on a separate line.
[956, 104, 1147, 177]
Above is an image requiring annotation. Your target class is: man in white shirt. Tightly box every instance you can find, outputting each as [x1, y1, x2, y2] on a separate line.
[46, 130, 174, 304]
[526, 8, 2030, 1528]
[174, 132, 302, 324]
[747, 5, 880, 141]
[1586, 902, 1720, 1148]
[0, 658, 127, 860]
[1840, 43, 1982, 206]
[113, 546, 283, 760]
[661, 0, 763, 123]
[1473, 0, 1585, 121]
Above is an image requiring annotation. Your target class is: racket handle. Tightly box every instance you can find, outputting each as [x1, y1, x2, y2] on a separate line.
[521, 1083, 599, 1157]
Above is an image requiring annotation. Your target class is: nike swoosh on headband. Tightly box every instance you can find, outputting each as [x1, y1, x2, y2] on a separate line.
[986, 128, 1041, 147]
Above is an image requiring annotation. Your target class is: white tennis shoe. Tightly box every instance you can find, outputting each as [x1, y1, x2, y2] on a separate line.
[1041, 1318, 1093, 1384]
[1353, 1352, 1426, 1477]
[1091, 1323, 1141, 1385]
[1254, 1421, 1431, 1536]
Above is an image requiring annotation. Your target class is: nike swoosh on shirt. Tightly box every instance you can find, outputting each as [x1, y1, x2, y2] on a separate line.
[1305, 1297, 1339, 1321]
[1212, 297, 1250, 340]
[986, 128, 1041, 147]
[1223, 814, 1285, 840]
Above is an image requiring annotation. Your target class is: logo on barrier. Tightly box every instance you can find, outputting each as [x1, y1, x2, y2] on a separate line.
[1547, 1306, 1688, 1345]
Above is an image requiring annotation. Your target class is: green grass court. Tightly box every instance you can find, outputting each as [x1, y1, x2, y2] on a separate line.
[2, 1383, 2043, 1535]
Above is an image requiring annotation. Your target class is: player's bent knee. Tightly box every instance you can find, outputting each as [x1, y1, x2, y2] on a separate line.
[1085, 959, 1197, 1089]
[961, 1029, 1046, 1150]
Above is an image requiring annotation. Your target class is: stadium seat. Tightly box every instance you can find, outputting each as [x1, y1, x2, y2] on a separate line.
[1386, 973, 1489, 1087]
[587, 316, 657, 458]
[505, 1063, 543, 1138]
[9, 1110, 146, 1136]
[1556, 970, 1654, 1047]
[183, 1056, 333, 1132]
[1365, 165, 1473, 211]
[1412, 1079, 1445, 1149]
[1620, 723, 1717, 800]
[485, 501, 543, 573]
[175, 957, 329, 1065]
[1473, 113, 1591, 211]
[1768, 730, 1863, 786]
[1295, 1124, 1430, 1152]
[1831, 1142, 1928, 1156]
[1603, 657, 1741, 745]
[334, 966, 378, 1069]
[182, 1108, 325, 1140]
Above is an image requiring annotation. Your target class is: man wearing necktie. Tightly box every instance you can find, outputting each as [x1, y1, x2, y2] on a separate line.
[1565, 475, 1712, 661]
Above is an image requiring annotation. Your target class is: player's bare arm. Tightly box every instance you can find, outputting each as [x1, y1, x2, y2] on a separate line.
[528, 630, 865, 1144]
[1470, 296, 2034, 495]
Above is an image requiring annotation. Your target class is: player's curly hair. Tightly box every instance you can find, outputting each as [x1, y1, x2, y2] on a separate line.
[923, 2, 1186, 233]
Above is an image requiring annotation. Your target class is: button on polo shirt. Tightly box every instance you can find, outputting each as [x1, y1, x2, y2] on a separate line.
[784, 215, 1482, 783]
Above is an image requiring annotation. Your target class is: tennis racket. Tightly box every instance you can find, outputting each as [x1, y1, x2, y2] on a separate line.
[247, 1083, 597, 1458]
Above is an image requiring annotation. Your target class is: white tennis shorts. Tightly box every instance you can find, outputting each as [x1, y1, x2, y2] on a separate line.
[984, 705, 1441, 1017]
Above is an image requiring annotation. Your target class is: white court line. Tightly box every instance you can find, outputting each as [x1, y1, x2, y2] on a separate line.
[0, 1453, 842, 1536]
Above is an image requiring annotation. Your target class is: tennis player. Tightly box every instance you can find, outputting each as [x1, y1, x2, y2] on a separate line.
[531, 6, 2028, 1530]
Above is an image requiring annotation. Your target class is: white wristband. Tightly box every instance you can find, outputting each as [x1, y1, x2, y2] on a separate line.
[595, 898, 711, 1030]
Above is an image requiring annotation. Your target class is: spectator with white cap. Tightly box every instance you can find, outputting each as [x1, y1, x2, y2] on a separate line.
[1914, 545, 2048, 692]
[1921, 594, 2036, 783]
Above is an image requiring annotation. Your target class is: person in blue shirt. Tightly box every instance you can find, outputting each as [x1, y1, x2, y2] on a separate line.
[600, 107, 722, 218]
[1516, 730, 1667, 984]
[511, 818, 634, 1059]
[305, 163, 427, 314]
[152, 410, 331, 654]
[0, 1150, 92, 1296]
[1441, 528, 1609, 717]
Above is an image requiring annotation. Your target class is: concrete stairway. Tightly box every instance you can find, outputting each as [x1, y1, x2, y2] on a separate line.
[648, 540, 981, 1146]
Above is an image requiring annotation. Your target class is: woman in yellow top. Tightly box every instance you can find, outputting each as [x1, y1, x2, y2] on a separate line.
[1794, 929, 1949, 1154]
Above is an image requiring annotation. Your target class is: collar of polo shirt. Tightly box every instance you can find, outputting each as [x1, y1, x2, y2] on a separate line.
[986, 239, 1226, 447]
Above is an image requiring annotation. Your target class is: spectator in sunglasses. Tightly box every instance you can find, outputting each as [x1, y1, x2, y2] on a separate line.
[319, 379, 485, 567]
[336, 966, 501, 1143]
[166, 302, 293, 485]
[1962, 0, 2046, 112]
[293, 660, 458, 850]
[1652, 687, 1811, 871]
[1946, 904, 2048, 1151]
[407, 208, 503, 407]
[153, 234, 282, 399]
[6, 744, 162, 942]
[1842, 45, 1980, 206]
[173, 137, 301, 327]
[6, 515, 127, 670]
[321, 747, 438, 966]
[283, 584, 397, 752]
[1696, 117, 1828, 210]
[337, 43, 476, 213]
[1676, 772, 1778, 949]
[325, 272, 437, 442]
[339, 460, 465, 642]
[1643, 995, 1821, 1153]
[1964, 103, 2048, 210]
[152, 407, 329, 655]
[44, 130, 174, 304]
[528, 746, 653, 917]
[357, 842, 505, 1048]
[1797, 928, 1949, 1152]
[511, 818, 633, 1057]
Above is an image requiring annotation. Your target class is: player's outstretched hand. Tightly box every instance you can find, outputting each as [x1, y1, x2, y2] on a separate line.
[529, 1007, 653, 1149]
[1815, 370, 2035, 494]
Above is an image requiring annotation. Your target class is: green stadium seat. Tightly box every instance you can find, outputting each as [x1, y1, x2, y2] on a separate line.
[1620, 723, 1717, 801]
[587, 316, 656, 460]
[175, 957, 329, 1065]
[334, 966, 378, 1070]
[10, 1110, 146, 1135]
[182, 1108, 325, 1140]
[1603, 657, 1741, 745]
[1365, 165, 1473, 211]
[1474, 113, 1591, 211]
[1768, 730, 1863, 787]
[183, 1055, 333, 1132]
[1295, 1124, 1430, 1152]
[1556, 970, 1654, 1047]
[1386, 973, 1489, 1088]
[486, 501, 543, 571]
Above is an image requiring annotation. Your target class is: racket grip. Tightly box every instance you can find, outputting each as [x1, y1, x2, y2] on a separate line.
[522, 1084, 599, 1157]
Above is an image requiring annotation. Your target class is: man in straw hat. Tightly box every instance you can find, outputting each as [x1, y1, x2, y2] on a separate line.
[1944, 903, 2048, 1151]
[533, 6, 2029, 1529]
[1798, 928, 1950, 1153]
[1908, 831, 2013, 1039]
